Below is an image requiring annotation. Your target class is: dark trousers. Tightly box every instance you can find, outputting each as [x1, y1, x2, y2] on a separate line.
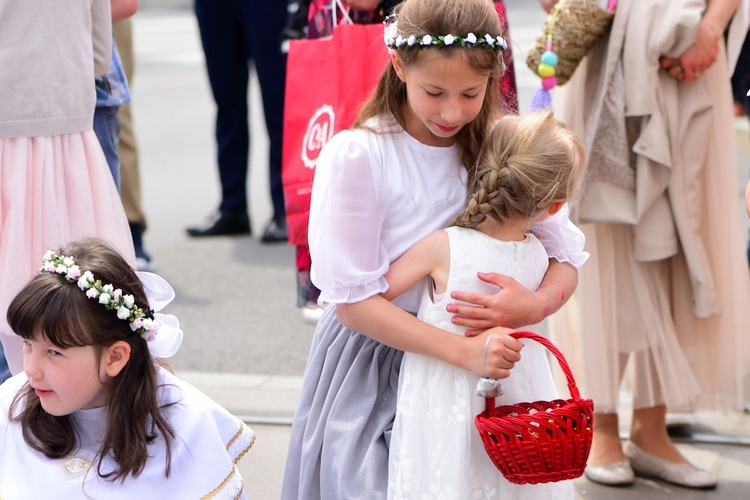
[194, 0, 287, 217]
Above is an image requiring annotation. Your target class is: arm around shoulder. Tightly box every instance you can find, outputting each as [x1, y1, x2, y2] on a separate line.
[381, 230, 448, 301]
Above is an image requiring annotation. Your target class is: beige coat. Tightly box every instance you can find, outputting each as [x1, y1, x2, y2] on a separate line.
[557, 0, 749, 317]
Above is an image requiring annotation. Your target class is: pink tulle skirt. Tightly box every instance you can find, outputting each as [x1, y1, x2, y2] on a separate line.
[0, 131, 135, 374]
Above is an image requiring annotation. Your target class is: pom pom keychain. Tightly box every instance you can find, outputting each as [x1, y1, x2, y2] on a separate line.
[527, 0, 617, 112]
[530, 35, 558, 111]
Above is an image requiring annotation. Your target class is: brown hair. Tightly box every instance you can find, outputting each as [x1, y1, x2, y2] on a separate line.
[354, 0, 506, 181]
[7, 238, 175, 482]
[452, 111, 586, 228]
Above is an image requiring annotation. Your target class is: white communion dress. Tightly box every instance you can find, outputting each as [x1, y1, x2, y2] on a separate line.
[388, 227, 574, 499]
[0, 366, 254, 499]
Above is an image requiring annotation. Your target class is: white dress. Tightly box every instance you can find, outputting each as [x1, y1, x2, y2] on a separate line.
[388, 227, 574, 499]
[0, 367, 254, 499]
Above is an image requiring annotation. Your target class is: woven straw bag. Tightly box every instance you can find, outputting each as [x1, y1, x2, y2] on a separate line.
[526, 0, 616, 86]
[474, 331, 594, 484]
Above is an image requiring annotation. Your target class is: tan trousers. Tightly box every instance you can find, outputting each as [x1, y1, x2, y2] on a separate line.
[114, 18, 145, 228]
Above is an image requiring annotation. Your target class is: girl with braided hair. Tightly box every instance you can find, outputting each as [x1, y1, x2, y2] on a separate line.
[282, 0, 588, 497]
[384, 111, 586, 498]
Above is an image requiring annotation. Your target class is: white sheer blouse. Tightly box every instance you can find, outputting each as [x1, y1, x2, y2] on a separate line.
[309, 118, 588, 313]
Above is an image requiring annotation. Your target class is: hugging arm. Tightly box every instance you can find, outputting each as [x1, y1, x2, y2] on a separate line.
[371, 230, 522, 378]
[449, 204, 585, 331]
[448, 260, 577, 331]
[380, 230, 447, 301]
[337, 297, 522, 379]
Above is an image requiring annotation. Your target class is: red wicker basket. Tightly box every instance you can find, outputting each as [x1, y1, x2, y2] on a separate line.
[474, 331, 594, 484]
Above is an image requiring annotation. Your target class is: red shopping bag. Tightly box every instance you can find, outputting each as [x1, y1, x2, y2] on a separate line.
[282, 22, 389, 245]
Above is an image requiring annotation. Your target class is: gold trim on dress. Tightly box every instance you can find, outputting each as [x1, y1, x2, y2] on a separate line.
[226, 422, 256, 464]
[200, 422, 255, 499]
[200, 465, 242, 500]
[233, 433, 256, 465]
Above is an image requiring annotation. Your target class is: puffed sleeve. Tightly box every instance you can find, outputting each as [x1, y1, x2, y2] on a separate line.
[309, 130, 391, 304]
[91, 0, 112, 77]
[529, 203, 589, 267]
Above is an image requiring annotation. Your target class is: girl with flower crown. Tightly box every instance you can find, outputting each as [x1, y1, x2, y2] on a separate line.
[281, 0, 589, 498]
[0, 238, 254, 499]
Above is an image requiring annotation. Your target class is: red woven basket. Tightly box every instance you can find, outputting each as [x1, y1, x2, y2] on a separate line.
[474, 331, 594, 484]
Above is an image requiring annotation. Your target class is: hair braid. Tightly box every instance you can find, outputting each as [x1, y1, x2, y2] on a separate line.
[453, 112, 586, 229]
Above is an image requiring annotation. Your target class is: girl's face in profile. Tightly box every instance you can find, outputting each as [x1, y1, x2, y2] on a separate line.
[22, 332, 110, 417]
[392, 50, 489, 147]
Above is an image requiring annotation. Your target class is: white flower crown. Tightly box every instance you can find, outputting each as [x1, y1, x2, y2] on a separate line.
[383, 21, 507, 53]
[41, 251, 158, 341]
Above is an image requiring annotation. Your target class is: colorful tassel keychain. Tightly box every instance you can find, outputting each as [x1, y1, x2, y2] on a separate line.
[530, 35, 558, 111]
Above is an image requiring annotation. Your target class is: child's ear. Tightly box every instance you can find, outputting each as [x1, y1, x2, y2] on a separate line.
[547, 201, 565, 217]
[103, 341, 131, 377]
[391, 51, 406, 82]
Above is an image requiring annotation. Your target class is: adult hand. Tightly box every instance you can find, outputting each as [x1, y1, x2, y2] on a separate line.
[463, 327, 523, 379]
[447, 272, 545, 332]
[540, 0, 559, 13]
[346, 0, 382, 10]
[661, 17, 722, 83]
[659, 56, 684, 79]
[111, 0, 138, 22]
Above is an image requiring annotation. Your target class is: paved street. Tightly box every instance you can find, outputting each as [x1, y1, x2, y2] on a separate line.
[131, 1, 750, 498]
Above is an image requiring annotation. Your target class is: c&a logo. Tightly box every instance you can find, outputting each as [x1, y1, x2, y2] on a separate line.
[302, 105, 335, 168]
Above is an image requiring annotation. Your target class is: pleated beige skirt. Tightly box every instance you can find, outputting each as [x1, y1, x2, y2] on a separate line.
[551, 214, 750, 414]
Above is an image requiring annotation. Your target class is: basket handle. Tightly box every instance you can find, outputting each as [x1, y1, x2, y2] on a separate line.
[508, 330, 582, 401]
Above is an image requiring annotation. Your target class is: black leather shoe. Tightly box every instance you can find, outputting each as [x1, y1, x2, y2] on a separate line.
[261, 215, 288, 243]
[186, 211, 251, 237]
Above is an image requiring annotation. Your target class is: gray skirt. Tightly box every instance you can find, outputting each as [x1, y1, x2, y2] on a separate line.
[281, 305, 403, 500]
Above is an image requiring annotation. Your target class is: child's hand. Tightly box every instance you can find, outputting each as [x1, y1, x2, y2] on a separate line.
[465, 327, 523, 379]
[745, 178, 750, 217]
[447, 272, 544, 331]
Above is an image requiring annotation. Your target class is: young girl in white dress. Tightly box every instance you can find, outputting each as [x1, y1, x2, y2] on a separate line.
[281, 0, 589, 498]
[385, 112, 586, 499]
[0, 238, 254, 499]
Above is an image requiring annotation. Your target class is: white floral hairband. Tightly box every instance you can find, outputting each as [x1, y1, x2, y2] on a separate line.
[383, 21, 507, 54]
[40, 251, 183, 358]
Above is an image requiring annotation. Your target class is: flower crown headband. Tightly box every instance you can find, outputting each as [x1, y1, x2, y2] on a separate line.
[383, 21, 507, 53]
[40, 250, 183, 358]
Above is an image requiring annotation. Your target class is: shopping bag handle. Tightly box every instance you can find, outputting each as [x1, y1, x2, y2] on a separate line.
[331, 0, 353, 28]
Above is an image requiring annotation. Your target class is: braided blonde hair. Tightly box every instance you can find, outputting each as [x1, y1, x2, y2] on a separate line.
[452, 111, 585, 229]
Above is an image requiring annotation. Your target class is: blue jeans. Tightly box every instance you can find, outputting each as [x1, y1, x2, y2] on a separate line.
[93, 105, 122, 192]
[0, 342, 9, 384]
